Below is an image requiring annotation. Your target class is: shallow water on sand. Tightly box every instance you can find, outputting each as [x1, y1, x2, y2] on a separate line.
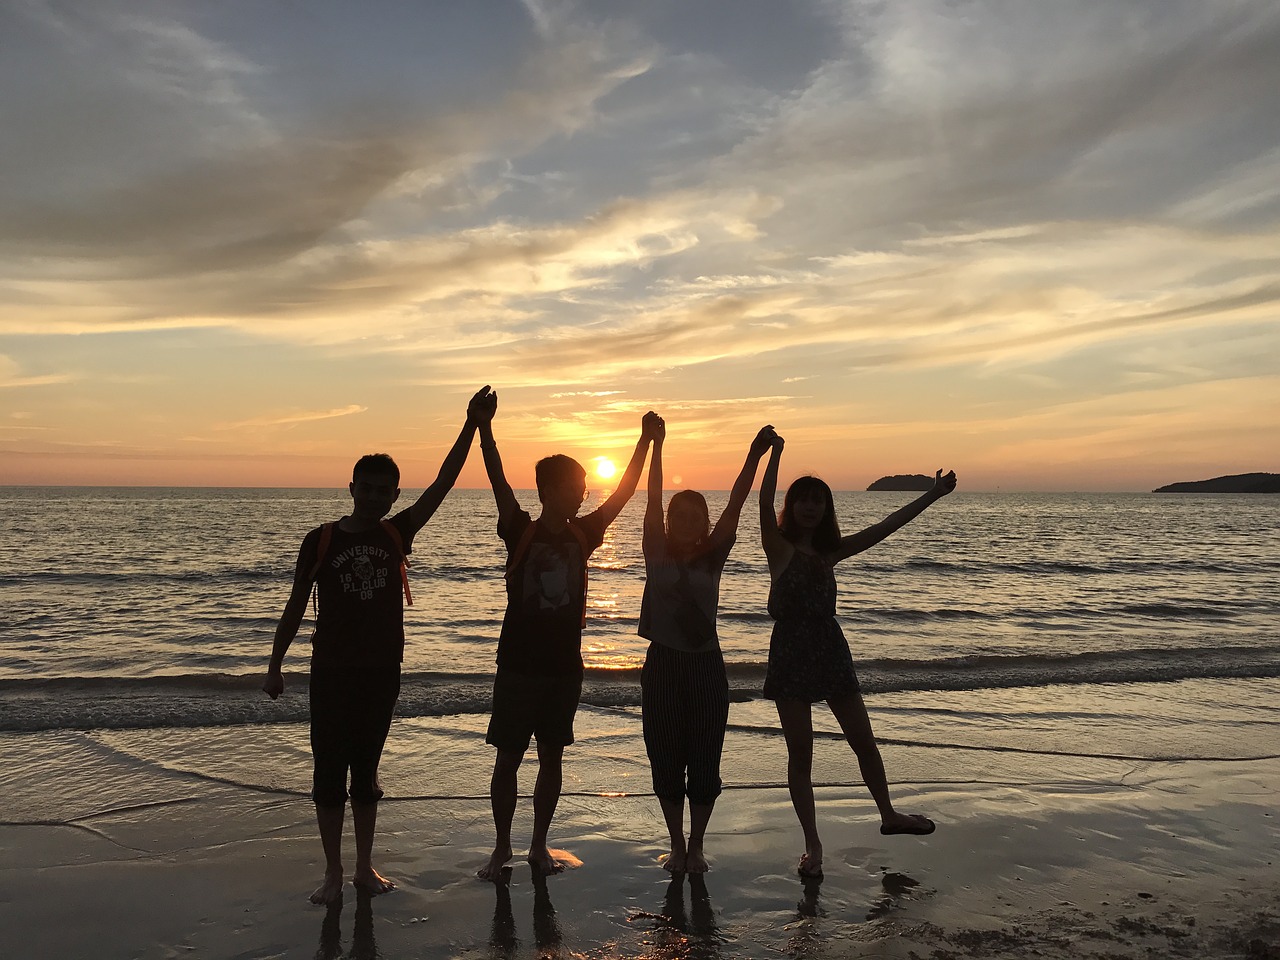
[9, 677, 1278, 829]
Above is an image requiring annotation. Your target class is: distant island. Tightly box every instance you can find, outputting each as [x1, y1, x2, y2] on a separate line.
[867, 474, 933, 491]
[1153, 472, 1280, 493]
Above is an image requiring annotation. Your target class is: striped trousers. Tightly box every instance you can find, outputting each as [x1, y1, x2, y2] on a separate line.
[640, 641, 730, 805]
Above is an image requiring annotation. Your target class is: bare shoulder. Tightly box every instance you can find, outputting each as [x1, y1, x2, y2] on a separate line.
[764, 537, 797, 577]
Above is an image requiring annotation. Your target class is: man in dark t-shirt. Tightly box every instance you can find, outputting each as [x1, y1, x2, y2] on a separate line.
[471, 390, 660, 879]
[263, 386, 490, 906]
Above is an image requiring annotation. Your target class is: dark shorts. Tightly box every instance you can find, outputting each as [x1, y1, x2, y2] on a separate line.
[309, 660, 400, 807]
[485, 669, 583, 754]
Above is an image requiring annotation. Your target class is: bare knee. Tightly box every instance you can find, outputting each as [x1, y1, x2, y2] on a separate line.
[492, 749, 523, 784]
[535, 742, 565, 774]
[536, 739, 564, 760]
[851, 737, 882, 765]
[781, 729, 815, 769]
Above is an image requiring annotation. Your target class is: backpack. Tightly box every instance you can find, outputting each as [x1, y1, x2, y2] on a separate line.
[505, 518, 590, 628]
[308, 519, 413, 607]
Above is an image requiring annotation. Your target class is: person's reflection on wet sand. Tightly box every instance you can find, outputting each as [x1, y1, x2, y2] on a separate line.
[687, 874, 719, 942]
[651, 873, 722, 960]
[314, 888, 380, 960]
[315, 899, 342, 960]
[866, 870, 921, 921]
[531, 871, 565, 956]
[797, 875, 823, 919]
[488, 867, 565, 958]
[488, 867, 518, 959]
[350, 887, 379, 960]
[786, 875, 825, 958]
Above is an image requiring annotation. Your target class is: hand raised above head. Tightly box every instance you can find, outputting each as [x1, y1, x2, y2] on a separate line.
[642, 410, 664, 440]
[468, 385, 497, 423]
[932, 468, 957, 497]
[750, 424, 776, 457]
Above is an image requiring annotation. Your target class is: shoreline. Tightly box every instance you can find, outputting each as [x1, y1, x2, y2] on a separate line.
[3, 732, 1276, 959]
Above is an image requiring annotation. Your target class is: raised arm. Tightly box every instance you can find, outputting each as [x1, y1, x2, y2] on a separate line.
[596, 410, 661, 528]
[474, 389, 520, 526]
[405, 385, 490, 532]
[642, 413, 666, 554]
[833, 468, 957, 562]
[711, 424, 774, 542]
[262, 540, 318, 699]
[758, 431, 792, 572]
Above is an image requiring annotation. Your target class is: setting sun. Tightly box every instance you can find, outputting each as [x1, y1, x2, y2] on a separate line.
[593, 457, 617, 480]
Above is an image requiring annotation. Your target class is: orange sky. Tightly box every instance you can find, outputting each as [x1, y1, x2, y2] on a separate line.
[3, 3, 1278, 491]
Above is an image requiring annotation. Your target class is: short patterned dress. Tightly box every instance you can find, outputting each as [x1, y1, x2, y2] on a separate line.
[762, 549, 859, 702]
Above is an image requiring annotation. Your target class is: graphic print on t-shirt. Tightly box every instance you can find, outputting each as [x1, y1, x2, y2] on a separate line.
[521, 540, 578, 614]
[330, 544, 393, 601]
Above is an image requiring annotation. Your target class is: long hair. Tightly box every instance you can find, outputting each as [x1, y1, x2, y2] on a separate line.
[666, 489, 711, 554]
[779, 475, 840, 552]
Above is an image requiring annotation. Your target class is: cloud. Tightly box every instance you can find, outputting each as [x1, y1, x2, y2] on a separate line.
[708, 1, 1280, 245]
[0, 0, 655, 318]
[2, 2, 1278, 489]
[0, 355, 73, 389]
[217, 405, 367, 430]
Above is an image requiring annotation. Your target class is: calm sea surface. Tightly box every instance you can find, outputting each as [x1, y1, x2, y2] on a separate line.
[2, 487, 1278, 791]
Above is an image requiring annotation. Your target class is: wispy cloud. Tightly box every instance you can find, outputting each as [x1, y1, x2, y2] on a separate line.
[2, 1, 1277, 487]
[217, 405, 367, 430]
[0, 356, 74, 389]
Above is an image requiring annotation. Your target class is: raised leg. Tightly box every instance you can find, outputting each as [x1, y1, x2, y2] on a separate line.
[828, 690, 932, 834]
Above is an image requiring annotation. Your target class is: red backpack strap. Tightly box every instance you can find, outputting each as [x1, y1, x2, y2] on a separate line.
[379, 519, 413, 607]
[307, 522, 337, 582]
[504, 519, 540, 580]
[567, 523, 590, 628]
[505, 519, 591, 628]
[306, 522, 337, 624]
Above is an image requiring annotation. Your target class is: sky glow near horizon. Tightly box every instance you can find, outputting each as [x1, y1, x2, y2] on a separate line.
[1, 0, 1278, 491]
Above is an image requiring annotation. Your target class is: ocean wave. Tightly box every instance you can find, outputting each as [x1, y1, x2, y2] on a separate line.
[832, 604, 1267, 626]
[0, 569, 236, 586]
[2, 644, 1277, 732]
[0, 562, 508, 587]
[892, 557, 1268, 576]
[13, 556, 1266, 589]
[1116, 603, 1245, 619]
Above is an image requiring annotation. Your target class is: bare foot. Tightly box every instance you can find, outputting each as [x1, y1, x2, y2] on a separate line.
[685, 841, 709, 874]
[663, 848, 687, 873]
[352, 866, 396, 895]
[309, 867, 344, 905]
[527, 847, 566, 876]
[797, 850, 823, 879]
[478, 843, 513, 880]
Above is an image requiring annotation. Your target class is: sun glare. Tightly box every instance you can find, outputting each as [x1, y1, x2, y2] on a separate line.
[594, 457, 617, 480]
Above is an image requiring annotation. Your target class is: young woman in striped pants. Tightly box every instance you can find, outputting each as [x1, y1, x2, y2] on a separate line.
[638, 417, 775, 872]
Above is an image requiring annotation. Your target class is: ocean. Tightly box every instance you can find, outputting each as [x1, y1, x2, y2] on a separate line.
[2, 486, 1279, 824]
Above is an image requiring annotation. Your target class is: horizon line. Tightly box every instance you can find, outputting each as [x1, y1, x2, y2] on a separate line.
[0, 483, 1243, 495]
